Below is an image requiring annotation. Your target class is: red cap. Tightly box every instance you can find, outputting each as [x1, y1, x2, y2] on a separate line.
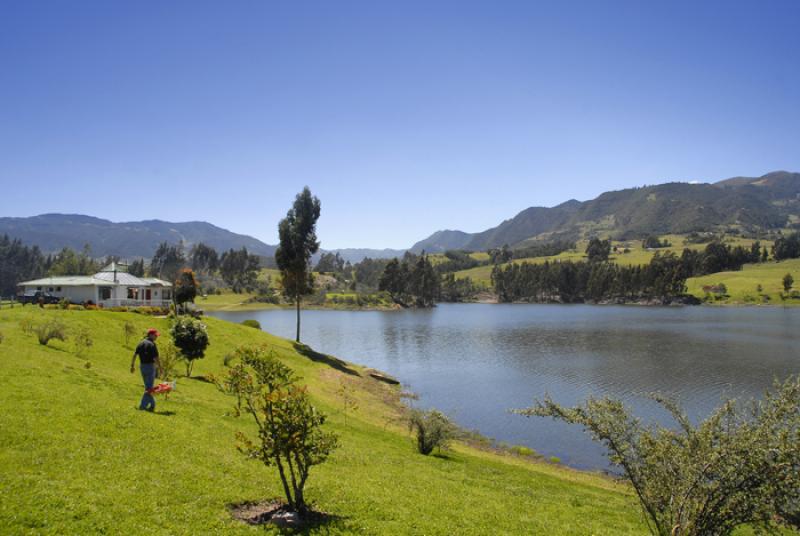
[147, 328, 160, 337]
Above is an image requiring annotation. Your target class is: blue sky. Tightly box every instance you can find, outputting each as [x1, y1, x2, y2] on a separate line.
[1, 1, 799, 249]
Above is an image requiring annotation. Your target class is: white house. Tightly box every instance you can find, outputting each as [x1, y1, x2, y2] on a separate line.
[18, 262, 172, 307]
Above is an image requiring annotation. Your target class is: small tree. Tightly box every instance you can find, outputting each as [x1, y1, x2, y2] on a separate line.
[783, 272, 794, 292]
[174, 268, 199, 313]
[215, 345, 338, 514]
[157, 342, 181, 381]
[73, 328, 93, 358]
[122, 321, 136, 347]
[336, 379, 359, 427]
[515, 377, 800, 536]
[408, 408, 457, 455]
[170, 316, 210, 377]
[275, 187, 321, 343]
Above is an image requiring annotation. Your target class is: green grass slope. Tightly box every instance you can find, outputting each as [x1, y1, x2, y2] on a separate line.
[455, 236, 770, 287]
[686, 258, 800, 305]
[0, 308, 644, 535]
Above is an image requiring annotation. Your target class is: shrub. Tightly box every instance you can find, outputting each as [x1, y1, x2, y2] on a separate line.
[215, 345, 338, 514]
[19, 317, 34, 334]
[408, 408, 457, 455]
[73, 328, 93, 358]
[157, 342, 180, 381]
[174, 268, 199, 311]
[509, 445, 536, 457]
[549, 456, 561, 464]
[516, 377, 800, 536]
[58, 298, 70, 310]
[33, 318, 68, 346]
[241, 319, 261, 330]
[170, 316, 210, 377]
[122, 321, 136, 346]
[336, 379, 359, 427]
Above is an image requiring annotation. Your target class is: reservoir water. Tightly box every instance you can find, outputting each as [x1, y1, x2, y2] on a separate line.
[209, 304, 799, 470]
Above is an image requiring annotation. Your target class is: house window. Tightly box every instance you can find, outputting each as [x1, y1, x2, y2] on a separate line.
[56, 286, 62, 292]
[36, 286, 42, 291]
[100, 287, 112, 300]
[162, 290, 172, 300]
[127, 288, 139, 299]
[48, 287, 53, 292]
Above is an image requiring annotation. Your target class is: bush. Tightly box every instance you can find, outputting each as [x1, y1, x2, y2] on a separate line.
[241, 319, 261, 330]
[33, 318, 68, 346]
[130, 306, 169, 316]
[517, 377, 800, 536]
[170, 316, 210, 377]
[509, 445, 536, 457]
[408, 408, 457, 455]
[122, 321, 136, 346]
[215, 345, 338, 514]
[73, 328, 93, 358]
[157, 343, 181, 381]
[19, 317, 34, 334]
[58, 298, 70, 310]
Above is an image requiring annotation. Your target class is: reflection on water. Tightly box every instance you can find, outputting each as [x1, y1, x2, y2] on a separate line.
[209, 304, 799, 470]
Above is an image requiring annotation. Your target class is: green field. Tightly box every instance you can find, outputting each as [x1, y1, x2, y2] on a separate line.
[455, 235, 772, 285]
[0, 308, 651, 534]
[686, 258, 800, 305]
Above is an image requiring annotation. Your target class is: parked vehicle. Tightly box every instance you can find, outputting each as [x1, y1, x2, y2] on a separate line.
[19, 291, 60, 305]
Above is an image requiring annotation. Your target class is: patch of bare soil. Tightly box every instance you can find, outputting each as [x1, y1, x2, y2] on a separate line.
[228, 500, 332, 529]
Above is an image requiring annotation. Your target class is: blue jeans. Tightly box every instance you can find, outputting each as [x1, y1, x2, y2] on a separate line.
[139, 363, 156, 411]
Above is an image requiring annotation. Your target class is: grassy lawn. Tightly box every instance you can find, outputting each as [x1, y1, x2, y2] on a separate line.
[686, 258, 800, 305]
[196, 291, 281, 312]
[0, 307, 651, 534]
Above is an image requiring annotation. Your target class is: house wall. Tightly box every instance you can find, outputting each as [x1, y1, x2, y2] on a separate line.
[22, 285, 97, 303]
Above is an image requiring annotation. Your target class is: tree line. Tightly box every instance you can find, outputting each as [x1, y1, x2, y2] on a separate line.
[491, 239, 774, 304]
[378, 254, 441, 307]
[0, 233, 263, 297]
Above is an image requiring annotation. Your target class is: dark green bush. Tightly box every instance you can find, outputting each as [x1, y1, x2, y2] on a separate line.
[408, 408, 457, 455]
[170, 316, 210, 377]
[241, 319, 261, 330]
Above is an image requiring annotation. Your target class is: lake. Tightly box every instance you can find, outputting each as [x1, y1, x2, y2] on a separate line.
[209, 304, 799, 470]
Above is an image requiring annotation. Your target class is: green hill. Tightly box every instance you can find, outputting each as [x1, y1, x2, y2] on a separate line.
[413, 171, 800, 252]
[686, 258, 800, 305]
[0, 308, 645, 534]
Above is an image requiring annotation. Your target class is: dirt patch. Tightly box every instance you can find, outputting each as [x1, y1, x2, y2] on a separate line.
[228, 500, 333, 529]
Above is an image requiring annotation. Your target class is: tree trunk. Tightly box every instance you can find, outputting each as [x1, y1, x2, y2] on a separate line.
[295, 295, 301, 343]
[274, 456, 295, 510]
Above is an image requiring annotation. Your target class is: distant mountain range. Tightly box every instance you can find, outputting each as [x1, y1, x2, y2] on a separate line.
[0, 214, 277, 259]
[0, 213, 403, 263]
[2, 171, 798, 261]
[410, 171, 800, 252]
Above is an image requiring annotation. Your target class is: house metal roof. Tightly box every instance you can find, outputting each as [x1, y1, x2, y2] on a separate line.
[19, 276, 104, 287]
[20, 272, 172, 288]
[94, 271, 151, 286]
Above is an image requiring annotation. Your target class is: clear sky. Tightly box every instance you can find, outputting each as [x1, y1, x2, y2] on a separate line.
[1, 1, 799, 249]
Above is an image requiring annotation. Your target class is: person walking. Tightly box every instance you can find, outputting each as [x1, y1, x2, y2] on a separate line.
[130, 328, 161, 411]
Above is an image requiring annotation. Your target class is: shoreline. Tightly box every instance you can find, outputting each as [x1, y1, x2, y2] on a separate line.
[201, 298, 800, 313]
